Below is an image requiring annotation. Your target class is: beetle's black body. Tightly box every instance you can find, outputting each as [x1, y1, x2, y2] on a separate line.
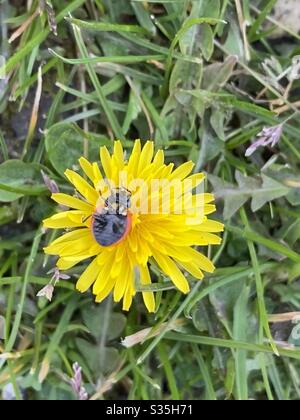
[91, 188, 132, 247]
[92, 212, 129, 246]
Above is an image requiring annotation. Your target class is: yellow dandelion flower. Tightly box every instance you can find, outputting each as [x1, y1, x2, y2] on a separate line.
[43, 140, 224, 312]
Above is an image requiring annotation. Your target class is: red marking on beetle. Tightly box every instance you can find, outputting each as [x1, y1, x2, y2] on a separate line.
[114, 211, 132, 245]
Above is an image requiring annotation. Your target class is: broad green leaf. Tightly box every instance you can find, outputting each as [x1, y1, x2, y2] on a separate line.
[209, 174, 248, 219]
[202, 55, 237, 92]
[279, 219, 300, 246]
[122, 88, 142, 134]
[201, 0, 221, 19]
[287, 189, 300, 206]
[199, 24, 214, 60]
[209, 277, 246, 331]
[288, 324, 300, 347]
[162, 17, 224, 97]
[263, 167, 300, 206]
[273, 283, 300, 308]
[44, 123, 101, 177]
[210, 171, 291, 218]
[251, 174, 290, 212]
[191, 302, 209, 333]
[131, 1, 156, 35]
[179, 0, 204, 57]
[0, 189, 21, 203]
[170, 59, 203, 93]
[197, 126, 224, 169]
[0, 160, 46, 202]
[210, 106, 226, 140]
[225, 357, 235, 398]
[0, 205, 16, 225]
[223, 20, 244, 60]
[76, 338, 120, 375]
[82, 305, 126, 341]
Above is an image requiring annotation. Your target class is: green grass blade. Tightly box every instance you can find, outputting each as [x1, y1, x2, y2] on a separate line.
[71, 22, 125, 142]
